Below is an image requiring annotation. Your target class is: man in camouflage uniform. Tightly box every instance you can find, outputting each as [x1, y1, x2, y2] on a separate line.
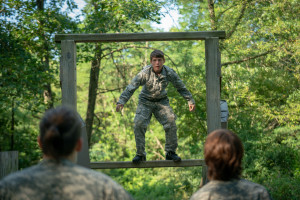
[116, 50, 195, 163]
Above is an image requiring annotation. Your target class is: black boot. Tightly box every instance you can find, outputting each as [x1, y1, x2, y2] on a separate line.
[166, 151, 181, 162]
[132, 155, 146, 163]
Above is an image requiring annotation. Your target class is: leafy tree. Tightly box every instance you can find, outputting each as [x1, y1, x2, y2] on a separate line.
[79, 0, 162, 146]
[0, 0, 79, 167]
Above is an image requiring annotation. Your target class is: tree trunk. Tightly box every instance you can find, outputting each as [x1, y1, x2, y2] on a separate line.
[207, 0, 217, 30]
[37, 0, 53, 109]
[43, 47, 53, 109]
[10, 99, 15, 150]
[85, 44, 102, 146]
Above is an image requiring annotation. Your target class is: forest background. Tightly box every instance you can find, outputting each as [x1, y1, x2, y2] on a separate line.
[0, 0, 299, 199]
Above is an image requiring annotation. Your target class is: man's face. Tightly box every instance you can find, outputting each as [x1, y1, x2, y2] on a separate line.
[151, 57, 165, 74]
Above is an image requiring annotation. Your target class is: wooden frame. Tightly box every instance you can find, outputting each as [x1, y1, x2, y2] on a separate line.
[56, 31, 225, 184]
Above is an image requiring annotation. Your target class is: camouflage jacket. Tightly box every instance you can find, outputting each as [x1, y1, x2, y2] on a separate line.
[190, 179, 272, 200]
[0, 159, 133, 200]
[117, 65, 195, 105]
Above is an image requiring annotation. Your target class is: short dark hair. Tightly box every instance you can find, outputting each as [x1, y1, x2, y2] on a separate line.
[204, 129, 244, 181]
[39, 106, 81, 161]
[150, 50, 165, 61]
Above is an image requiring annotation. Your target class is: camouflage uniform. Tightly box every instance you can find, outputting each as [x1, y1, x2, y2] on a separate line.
[0, 159, 133, 200]
[118, 65, 195, 156]
[190, 179, 273, 200]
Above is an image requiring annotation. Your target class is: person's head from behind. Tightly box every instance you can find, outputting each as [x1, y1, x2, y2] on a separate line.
[150, 50, 165, 74]
[204, 129, 244, 181]
[38, 106, 82, 162]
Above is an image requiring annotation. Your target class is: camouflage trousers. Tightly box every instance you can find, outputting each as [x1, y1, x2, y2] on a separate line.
[134, 98, 177, 156]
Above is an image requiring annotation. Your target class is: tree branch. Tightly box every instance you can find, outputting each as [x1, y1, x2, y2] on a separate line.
[97, 87, 125, 94]
[216, 4, 238, 22]
[221, 50, 273, 66]
[109, 49, 127, 81]
[102, 45, 181, 76]
[226, 1, 248, 39]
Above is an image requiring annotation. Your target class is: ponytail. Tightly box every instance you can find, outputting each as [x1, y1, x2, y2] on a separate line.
[39, 107, 81, 161]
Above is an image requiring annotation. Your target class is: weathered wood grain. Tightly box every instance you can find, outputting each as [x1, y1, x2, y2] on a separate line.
[0, 151, 18, 179]
[90, 159, 205, 169]
[205, 38, 221, 133]
[55, 31, 226, 43]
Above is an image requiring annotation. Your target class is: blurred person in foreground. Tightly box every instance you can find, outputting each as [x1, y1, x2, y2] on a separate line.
[190, 129, 272, 200]
[0, 106, 133, 200]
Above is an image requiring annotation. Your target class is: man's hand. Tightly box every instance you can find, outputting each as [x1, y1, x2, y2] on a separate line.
[189, 104, 195, 112]
[116, 104, 124, 112]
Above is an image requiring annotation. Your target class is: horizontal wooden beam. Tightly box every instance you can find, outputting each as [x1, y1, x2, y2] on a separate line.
[55, 31, 226, 43]
[90, 159, 205, 169]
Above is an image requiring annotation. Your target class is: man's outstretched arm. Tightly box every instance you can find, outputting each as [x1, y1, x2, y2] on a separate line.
[116, 72, 145, 109]
[116, 104, 124, 112]
[189, 104, 195, 112]
[168, 69, 196, 111]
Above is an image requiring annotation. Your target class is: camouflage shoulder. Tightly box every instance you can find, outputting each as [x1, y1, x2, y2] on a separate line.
[190, 187, 211, 200]
[141, 65, 152, 73]
[163, 65, 177, 81]
[163, 65, 176, 73]
[239, 179, 268, 190]
[72, 167, 133, 199]
[0, 164, 39, 184]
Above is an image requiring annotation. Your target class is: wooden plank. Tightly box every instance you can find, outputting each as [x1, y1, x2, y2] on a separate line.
[60, 40, 77, 111]
[205, 38, 221, 133]
[90, 159, 205, 169]
[0, 151, 18, 179]
[55, 31, 226, 43]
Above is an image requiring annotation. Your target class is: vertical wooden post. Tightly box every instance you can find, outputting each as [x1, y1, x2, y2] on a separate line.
[200, 165, 208, 187]
[203, 38, 221, 186]
[77, 116, 91, 168]
[60, 40, 90, 167]
[205, 37, 221, 134]
[60, 40, 77, 111]
[0, 151, 18, 179]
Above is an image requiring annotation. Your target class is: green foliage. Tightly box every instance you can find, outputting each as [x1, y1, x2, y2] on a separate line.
[0, 0, 79, 168]
[1, 0, 299, 199]
[240, 126, 300, 199]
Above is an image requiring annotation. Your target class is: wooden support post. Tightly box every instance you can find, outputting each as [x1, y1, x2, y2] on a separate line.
[77, 117, 91, 168]
[204, 38, 221, 186]
[60, 40, 77, 111]
[0, 151, 18, 179]
[205, 38, 221, 134]
[60, 40, 90, 167]
[200, 164, 208, 187]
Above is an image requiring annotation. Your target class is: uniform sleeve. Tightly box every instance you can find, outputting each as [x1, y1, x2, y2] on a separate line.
[117, 72, 145, 105]
[169, 69, 195, 105]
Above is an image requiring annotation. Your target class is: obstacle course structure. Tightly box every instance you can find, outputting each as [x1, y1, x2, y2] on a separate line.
[55, 31, 226, 183]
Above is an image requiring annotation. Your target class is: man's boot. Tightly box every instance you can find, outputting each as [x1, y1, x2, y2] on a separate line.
[166, 151, 181, 162]
[132, 155, 146, 163]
